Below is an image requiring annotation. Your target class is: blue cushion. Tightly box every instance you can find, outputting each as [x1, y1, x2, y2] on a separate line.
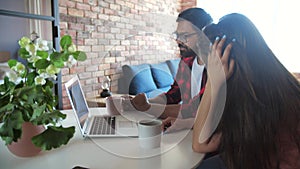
[122, 64, 157, 94]
[166, 59, 180, 78]
[150, 63, 174, 88]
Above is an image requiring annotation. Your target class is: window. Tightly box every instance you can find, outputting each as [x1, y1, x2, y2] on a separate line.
[0, 0, 62, 108]
[198, 0, 300, 72]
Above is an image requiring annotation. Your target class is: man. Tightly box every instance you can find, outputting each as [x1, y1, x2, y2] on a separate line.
[130, 8, 212, 120]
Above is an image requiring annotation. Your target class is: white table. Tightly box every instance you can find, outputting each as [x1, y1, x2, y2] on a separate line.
[0, 108, 204, 169]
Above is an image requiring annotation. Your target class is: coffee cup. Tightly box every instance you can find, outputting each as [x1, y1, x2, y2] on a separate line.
[120, 95, 136, 112]
[138, 119, 162, 149]
[106, 96, 123, 115]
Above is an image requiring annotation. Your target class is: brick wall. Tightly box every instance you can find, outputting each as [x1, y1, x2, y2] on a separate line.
[180, 0, 196, 11]
[59, 0, 196, 109]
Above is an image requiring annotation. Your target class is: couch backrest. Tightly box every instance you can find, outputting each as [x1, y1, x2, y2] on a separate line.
[150, 62, 173, 89]
[166, 59, 180, 78]
[118, 59, 180, 96]
[120, 64, 157, 95]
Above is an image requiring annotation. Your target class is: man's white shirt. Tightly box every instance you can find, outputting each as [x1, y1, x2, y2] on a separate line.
[191, 57, 205, 99]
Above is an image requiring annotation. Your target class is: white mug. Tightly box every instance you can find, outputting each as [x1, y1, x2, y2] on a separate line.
[106, 96, 123, 115]
[138, 119, 162, 149]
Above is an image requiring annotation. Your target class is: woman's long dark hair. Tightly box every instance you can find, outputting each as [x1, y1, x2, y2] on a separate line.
[204, 13, 300, 169]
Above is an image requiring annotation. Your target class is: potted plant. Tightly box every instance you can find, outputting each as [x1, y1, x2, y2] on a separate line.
[0, 35, 86, 156]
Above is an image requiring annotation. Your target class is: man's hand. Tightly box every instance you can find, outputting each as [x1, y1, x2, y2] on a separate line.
[130, 93, 151, 111]
[162, 117, 194, 133]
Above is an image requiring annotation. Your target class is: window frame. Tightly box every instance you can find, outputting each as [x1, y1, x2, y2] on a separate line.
[0, 0, 63, 109]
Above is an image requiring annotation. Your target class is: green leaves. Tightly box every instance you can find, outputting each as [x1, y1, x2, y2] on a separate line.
[0, 110, 24, 145]
[0, 34, 86, 151]
[30, 104, 47, 121]
[60, 35, 87, 62]
[35, 59, 51, 69]
[33, 110, 66, 126]
[7, 59, 17, 68]
[60, 35, 72, 51]
[36, 50, 49, 59]
[18, 48, 30, 59]
[26, 72, 36, 86]
[50, 52, 65, 68]
[73, 51, 87, 61]
[32, 126, 75, 150]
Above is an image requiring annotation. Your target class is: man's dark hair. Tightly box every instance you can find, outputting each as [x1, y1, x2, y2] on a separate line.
[177, 8, 213, 30]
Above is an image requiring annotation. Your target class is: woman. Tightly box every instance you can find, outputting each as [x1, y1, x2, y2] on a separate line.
[165, 13, 300, 169]
[198, 13, 300, 169]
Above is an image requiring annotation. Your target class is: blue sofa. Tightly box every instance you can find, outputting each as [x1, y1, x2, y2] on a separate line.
[118, 59, 180, 98]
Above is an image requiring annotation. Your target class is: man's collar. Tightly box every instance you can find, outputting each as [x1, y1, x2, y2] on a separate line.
[181, 55, 196, 59]
[182, 55, 196, 66]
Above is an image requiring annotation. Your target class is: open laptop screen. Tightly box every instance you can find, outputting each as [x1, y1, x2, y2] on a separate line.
[66, 79, 89, 128]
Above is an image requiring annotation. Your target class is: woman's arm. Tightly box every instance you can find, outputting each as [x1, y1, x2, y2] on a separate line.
[194, 132, 222, 153]
[192, 79, 219, 153]
[192, 36, 234, 153]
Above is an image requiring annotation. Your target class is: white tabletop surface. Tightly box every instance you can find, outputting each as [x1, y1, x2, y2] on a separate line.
[0, 108, 204, 169]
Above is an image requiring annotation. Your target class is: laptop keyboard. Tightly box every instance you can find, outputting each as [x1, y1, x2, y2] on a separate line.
[90, 116, 116, 135]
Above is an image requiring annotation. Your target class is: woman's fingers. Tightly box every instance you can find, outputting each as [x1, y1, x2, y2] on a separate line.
[221, 43, 234, 79]
[209, 36, 235, 80]
[222, 42, 232, 61]
[227, 58, 235, 79]
[216, 36, 226, 57]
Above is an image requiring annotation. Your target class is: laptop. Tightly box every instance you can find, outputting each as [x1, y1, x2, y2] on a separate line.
[65, 75, 139, 138]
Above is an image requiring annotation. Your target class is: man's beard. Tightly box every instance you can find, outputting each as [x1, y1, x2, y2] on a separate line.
[178, 43, 196, 58]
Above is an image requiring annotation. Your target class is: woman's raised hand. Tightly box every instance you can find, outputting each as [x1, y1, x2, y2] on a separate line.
[207, 36, 235, 89]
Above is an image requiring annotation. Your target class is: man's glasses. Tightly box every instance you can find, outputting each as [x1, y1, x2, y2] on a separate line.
[172, 32, 198, 43]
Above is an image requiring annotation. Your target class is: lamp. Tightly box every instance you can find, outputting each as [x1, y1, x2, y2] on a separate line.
[100, 75, 112, 98]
